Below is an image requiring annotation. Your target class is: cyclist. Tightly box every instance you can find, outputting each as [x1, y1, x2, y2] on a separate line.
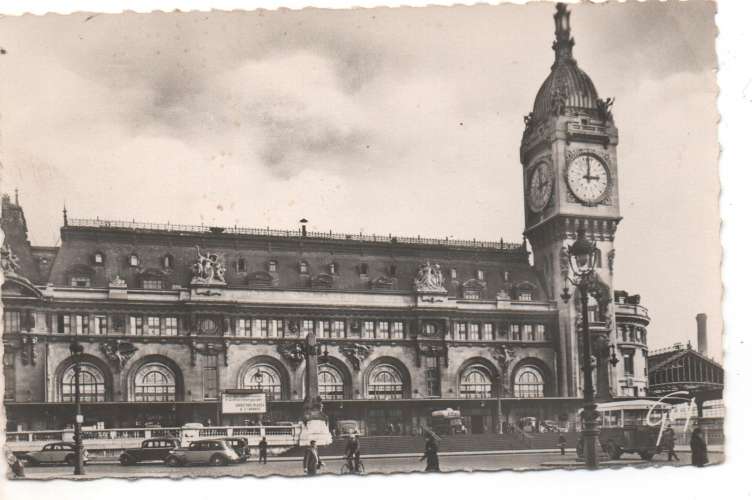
[343, 432, 361, 473]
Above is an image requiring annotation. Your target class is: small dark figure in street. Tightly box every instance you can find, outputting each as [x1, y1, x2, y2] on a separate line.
[258, 436, 268, 465]
[690, 427, 708, 467]
[662, 424, 679, 462]
[558, 434, 567, 456]
[420, 434, 440, 472]
[6, 451, 24, 478]
[303, 440, 323, 476]
[344, 432, 361, 473]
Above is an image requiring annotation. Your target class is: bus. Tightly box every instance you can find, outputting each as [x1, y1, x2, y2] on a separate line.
[429, 408, 466, 436]
[577, 400, 672, 461]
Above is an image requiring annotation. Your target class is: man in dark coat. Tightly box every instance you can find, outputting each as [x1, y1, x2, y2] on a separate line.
[420, 434, 440, 472]
[690, 427, 708, 467]
[662, 425, 679, 462]
[258, 436, 268, 465]
[303, 440, 323, 476]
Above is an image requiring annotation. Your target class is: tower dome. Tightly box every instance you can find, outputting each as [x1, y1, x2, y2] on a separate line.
[528, 4, 608, 125]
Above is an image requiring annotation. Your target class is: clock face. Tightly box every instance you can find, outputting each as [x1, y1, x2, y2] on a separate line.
[527, 162, 553, 213]
[566, 154, 610, 204]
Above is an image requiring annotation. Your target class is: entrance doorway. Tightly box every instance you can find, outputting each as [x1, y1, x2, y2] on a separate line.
[471, 415, 485, 434]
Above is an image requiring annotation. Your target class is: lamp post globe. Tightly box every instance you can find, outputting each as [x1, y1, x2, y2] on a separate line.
[68, 340, 86, 476]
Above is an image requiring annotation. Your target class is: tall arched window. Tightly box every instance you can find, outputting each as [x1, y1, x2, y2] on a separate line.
[367, 364, 403, 400]
[61, 363, 106, 402]
[318, 365, 345, 400]
[514, 366, 544, 398]
[133, 363, 176, 402]
[241, 364, 282, 401]
[460, 366, 492, 399]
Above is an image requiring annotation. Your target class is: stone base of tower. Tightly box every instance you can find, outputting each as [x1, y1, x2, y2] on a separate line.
[298, 419, 333, 446]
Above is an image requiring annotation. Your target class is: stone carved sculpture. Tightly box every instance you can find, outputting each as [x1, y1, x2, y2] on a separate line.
[338, 343, 373, 371]
[277, 342, 305, 367]
[188, 341, 225, 367]
[414, 261, 446, 293]
[191, 246, 226, 284]
[1, 244, 20, 274]
[550, 84, 568, 116]
[100, 340, 138, 370]
[596, 97, 615, 121]
[109, 275, 126, 287]
[493, 346, 515, 397]
[607, 249, 616, 274]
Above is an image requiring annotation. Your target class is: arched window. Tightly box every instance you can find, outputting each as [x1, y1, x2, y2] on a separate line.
[133, 363, 176, 402]
[61, 363, 106, 402]
[514, 366, 544, 398]
[460, 366, 492, 399]
[368, 364, 403, 400]
[241, 364, 282, 401]
[318, 365, 344, 400]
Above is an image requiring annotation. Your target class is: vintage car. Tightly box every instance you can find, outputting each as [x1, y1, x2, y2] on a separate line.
[218, 437, 251, 462]
[20, 442, 89, 466]
[165, 439, 241, 466]
[119, 438, 181, 465]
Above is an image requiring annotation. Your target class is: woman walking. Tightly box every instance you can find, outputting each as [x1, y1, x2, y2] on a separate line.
[690, 427, 708, 467]
[420, 434, 440, 472]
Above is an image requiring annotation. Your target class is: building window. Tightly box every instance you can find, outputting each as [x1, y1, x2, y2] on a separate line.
[93, 315, 108, 335]
[476, 269, 484, 280]
[425, 356, 440, 396]
[268, 260, 277, 273]
[129, 254, 140, 267]
[4, 352, 15, 401]
[318, 365, 345, 400]
[163, 254, 174, 269]
[623, 351, 634, 377]
[57, 314, 72, 334]
[70, 277, 91, 287]
[332, 320, 345, 339]
[511, 324, 521, 341]
[524, 324, 534, 341]
[514, 366, 544, 398]
[146, 317, 161, 336]
[299, 261, 309, 274]
[3, 311, 21, 334]
[242, 364, 282, 401]
[363, 321, 375, 339]
[392, 321, 404, 340]
[517, 291, 533, 301]
[203, 355, 218, 400]
[328, 263, 337, 275]
[236, 258, 247, 273]
[535, 324, 546, 341]
[268, 320, 282, 338]
[93, 252, 104, 265]
[130, 316, 143, 335]
[236, 319, 251, 337]
[133, 363, 176, 402]
[388, 264, 397, 277]
[74, 315, 89, 335]
[463, 289, 481, 300]
[450, 268, 457, 280]
[455, 322, 467, 341]
[367, 364, 404, 400]
[301, 320, 315, 338]
[376, 321, 389, 339]
[460, 366, 492, 399]
[61, 362, 106, 402]
[482, 323, 494, 340]
[164, 317, 178, 336]
[142, 279, 163, 290]
[358, 263, 369, 275]
[468, 323, 480, 341]
[422, 323, 437, 336]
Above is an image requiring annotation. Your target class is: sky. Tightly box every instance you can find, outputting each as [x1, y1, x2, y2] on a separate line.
[0, 1, 721, 359]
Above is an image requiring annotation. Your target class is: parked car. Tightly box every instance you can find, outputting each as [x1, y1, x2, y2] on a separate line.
[119, 438, 181, 465]
[20, 442, 89, 466]
[219, 437, 250, 462]
[165, 439, 241, 466]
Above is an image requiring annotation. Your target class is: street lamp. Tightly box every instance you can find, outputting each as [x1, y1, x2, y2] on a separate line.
[68, 340, 85, 476]
[560, 228, 600, 469]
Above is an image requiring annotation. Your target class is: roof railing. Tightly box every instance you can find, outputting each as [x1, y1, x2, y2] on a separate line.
[66, 217, 524, 252]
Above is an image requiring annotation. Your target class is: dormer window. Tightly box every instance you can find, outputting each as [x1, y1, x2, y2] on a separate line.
[518, 291, 533, 301]
[163, 254, 174, 269]
[70, 276, 91, 288]
[358, 263, 368, 275]
[450, 268, 457, 280]
[142, 279, 163, 290]
[237, 258, 247, 273]
[129, 254, 140, 267]
[328, 262, 337, 275]
[93, 252, 105, 265]
[476, 269, 485, 280]
[299, 261, 309, 274]
[503, 271, 510, 282]
[268, 260, 278, 273]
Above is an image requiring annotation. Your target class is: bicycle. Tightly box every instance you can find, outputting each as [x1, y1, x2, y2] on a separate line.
[340, 455, 365, 475]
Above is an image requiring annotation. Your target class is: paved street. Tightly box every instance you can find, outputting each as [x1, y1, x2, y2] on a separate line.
[11, 451, 724, 479]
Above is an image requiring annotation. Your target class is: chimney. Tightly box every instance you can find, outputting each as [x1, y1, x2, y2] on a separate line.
[299, 218, 308, 238]
[695, 313, 708, 355]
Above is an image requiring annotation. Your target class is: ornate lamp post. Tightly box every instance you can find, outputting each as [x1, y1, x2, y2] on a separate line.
[68, 340, 86, 476]
[560, 228, 600, 469]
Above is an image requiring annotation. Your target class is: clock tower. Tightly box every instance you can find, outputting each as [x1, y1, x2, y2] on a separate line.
[520, 3, 621, 399]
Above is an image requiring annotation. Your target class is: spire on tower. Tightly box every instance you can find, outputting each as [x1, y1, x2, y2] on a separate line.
[63, 203, 68, 226]
[553, 2, 575, 64]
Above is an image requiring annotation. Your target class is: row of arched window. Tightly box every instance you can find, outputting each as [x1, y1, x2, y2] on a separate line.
[58, 360, 546, 402]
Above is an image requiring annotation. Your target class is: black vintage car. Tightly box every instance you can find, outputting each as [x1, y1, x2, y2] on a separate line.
[119, 438, 181, 465]
[219, 437, 251, 462]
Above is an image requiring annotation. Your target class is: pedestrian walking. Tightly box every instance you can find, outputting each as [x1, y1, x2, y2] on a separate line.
[420, 434, 440, 472]
[258, 436, 268, 465]
[6, 451, 24, 478]
[303, 440, 324, 476]
[690, 427, 708, 467]
[662, 425, 679, 462]
[557, 434, 567, 456]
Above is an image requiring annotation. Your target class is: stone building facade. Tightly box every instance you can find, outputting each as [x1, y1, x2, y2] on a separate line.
[1, 3, 650, 436]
